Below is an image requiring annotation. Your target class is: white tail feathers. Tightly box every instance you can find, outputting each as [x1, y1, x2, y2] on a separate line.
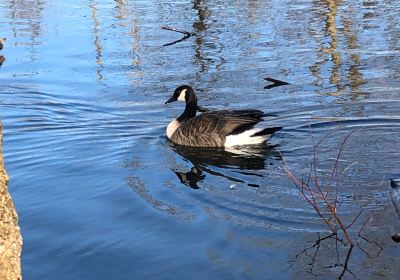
[224, 128, 270, 147]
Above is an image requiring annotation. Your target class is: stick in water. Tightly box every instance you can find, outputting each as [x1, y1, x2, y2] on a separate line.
[161, 26, 195, 37]
[264, 77, 289, 89]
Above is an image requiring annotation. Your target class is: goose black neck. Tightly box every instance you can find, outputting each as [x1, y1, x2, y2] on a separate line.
[177, 90, 197, 121]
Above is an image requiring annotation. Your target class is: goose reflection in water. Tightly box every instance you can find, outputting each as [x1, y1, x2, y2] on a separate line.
[169, 143, 282, 190]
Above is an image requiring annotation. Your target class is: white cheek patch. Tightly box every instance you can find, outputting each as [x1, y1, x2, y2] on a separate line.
[177, 89, 187, 101]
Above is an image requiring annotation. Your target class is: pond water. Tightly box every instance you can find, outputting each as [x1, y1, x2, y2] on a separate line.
[1, 0, 400, 279]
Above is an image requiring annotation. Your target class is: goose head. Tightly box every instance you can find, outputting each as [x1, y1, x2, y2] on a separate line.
[165, 85, 197, 104]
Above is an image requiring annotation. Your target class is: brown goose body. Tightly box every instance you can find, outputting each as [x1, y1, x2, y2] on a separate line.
[165, 85, 282, 148]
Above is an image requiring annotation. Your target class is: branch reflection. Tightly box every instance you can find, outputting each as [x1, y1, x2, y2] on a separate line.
[290, 229, 384, 280]
[290, 233, 357, 279]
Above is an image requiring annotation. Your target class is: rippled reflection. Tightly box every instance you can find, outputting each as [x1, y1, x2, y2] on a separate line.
[7, 0, 44, 63]
[170, 143, 281, 189]
[1, 0, 400, 279]
[89, 0, 104, 81]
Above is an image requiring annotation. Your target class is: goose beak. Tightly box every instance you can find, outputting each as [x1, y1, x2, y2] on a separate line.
[165, 96, 176, 104]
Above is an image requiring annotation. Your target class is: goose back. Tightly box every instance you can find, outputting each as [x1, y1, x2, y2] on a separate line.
[170, 109, 264, 147]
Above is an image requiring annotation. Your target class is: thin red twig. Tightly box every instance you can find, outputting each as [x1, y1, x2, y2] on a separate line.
[284, 131, 357, 245]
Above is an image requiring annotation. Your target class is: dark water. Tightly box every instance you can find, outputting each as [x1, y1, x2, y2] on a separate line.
[1, 0, 400, 279]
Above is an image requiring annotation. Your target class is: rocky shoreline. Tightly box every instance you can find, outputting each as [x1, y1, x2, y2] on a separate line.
[0, 123, 22, 280]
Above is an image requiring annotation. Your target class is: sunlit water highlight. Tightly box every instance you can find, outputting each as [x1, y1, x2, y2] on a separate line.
[0, 0, 399, 279]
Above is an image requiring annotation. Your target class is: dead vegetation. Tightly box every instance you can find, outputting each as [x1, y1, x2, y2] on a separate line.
[283, 130, 383, 279]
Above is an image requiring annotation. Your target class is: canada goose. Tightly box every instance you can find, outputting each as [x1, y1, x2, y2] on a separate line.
[165, 85, 282, 148]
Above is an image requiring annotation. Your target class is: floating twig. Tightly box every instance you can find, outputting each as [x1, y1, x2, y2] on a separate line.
[264, 77, 289, 89]
[161, 26, 195, 47]
[161, 26, 195, 37]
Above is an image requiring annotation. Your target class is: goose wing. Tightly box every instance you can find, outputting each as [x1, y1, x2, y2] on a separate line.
[171, 110, 264, 147]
